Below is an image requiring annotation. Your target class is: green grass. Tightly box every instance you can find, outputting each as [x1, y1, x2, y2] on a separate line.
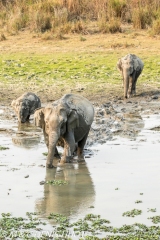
[1, 51, 160, 102]
[0, 52, 118, 85]
[0, 146, 9, 150]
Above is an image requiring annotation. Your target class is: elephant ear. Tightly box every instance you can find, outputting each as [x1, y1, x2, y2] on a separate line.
[34, 107, 45, 128]
[133, 58, 141, 71]
[67, 110, 79, 131]
[57, 105, 67, 123]
[117, 58, 122, 72]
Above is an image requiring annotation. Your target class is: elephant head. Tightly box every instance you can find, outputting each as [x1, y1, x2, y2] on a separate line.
[19, 101, 30, 123]
[34, 104, 79, 168]
[11, 99, 30, 123]
[117, 54, 144, 98]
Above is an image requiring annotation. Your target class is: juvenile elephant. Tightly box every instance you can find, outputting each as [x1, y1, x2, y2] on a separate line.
[11, 92, 41, 123]
[34, 94, 94, 168]
[117, 54, 144, 98]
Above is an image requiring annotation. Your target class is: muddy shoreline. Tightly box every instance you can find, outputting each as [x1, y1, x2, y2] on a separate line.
[1, 87, 160, 145]
[1, 90, 160, 239]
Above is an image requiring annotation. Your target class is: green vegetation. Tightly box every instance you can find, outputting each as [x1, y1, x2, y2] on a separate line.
[148, 215, 160, 224]
[1, 51, 160, 103]
[1, 212, 160, 239]
[42, 152, 48, 156]
[1, 0, 160, 36]
[135, 200, 142, 204]
[0, 146, 9, 150]
[148, 208, 157, 212]
[45, 180, 68, 185]
[122, 209, 142, 217]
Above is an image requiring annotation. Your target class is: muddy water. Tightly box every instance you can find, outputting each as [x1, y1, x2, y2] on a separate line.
[0, 110, 160, 230]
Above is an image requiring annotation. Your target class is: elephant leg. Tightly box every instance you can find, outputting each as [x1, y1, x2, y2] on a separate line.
[127, 76, 133, 98]
[60, 131, 76, 164]
[122, 77, 124, 88]
[43, 130, 49, 148]
[77, 129, 90, 161]
[132, 70, 142, 95]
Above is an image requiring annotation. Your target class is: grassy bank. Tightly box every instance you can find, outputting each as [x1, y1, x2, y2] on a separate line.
[0, 31, 160, 104]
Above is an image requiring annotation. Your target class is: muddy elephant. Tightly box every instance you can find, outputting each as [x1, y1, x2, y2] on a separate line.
[34, 94, 94, 168]
[11, 92, 41, 123]
[117, 54, 144, 98]
[35, 163, 95, 217]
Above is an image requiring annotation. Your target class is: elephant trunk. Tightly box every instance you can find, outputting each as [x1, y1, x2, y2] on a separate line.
[46, 131, 59, 168]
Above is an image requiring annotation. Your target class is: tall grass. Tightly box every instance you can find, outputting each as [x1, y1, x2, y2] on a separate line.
[0, 0, 160, 34]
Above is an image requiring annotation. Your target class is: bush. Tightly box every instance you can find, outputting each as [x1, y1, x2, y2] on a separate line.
[99, 18, 122, 33]
[132, 7, 152, 29]
[1, 0, 160, 34]
[108, 0, 127, 19]
[150, 19, 160, 35]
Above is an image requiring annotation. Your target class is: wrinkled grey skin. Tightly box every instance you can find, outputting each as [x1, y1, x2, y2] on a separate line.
[117, 54, 144, 98]
[34, 94, 94, 168]
[11, 92, 41, 123]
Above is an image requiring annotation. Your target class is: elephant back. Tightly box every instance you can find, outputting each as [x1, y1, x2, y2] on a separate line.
[62, 94, 94, 125]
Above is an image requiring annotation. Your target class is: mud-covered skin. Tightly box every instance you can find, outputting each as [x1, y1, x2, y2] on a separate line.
[11, 92, 41, 123]
[34, 94, 94, 168]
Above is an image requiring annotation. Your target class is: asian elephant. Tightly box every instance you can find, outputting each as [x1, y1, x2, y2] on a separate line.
[34, 94, 94, 168]
[117, 54, 144, 98]
[11, 92, 41, 123]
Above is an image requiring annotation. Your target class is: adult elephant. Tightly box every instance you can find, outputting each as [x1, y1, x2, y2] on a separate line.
[34, 94, 94, 168]
[117, 54, 144, 98]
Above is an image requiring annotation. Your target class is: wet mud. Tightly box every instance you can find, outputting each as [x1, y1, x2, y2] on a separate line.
[1, 96, 160, 237]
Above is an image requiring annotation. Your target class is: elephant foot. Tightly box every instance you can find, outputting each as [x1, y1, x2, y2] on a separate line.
[66, 156, 73, 163]
[131, 91, 136, 96]
[60, 156, 72, 164]
[77, 154, 85, 162]
[46, 163, 57, 169]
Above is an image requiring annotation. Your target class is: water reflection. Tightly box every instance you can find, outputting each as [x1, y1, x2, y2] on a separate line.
[17, 122, 42, 133]
[36, 163, 95, 218]
[12, 122, 41, 148]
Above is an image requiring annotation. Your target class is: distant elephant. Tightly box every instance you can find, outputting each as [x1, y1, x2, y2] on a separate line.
[11, 92, 41, 123]
[117, 54, 144, 98]
[34, 94, 94, 168]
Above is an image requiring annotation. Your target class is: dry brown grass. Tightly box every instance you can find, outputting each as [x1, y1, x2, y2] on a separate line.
[0, 0, 160, 35]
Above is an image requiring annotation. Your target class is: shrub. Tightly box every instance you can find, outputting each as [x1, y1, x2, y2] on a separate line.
[99, 18, 122, 33]
[30, 11, 52, 32]
[7, 10, 28, 32]
[71, 20, 86, 33]
[132, 7, 152, 29]
[108, 0, 127, 19]
[0, 32, 6, 41]
[150, 19, 160, 35]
